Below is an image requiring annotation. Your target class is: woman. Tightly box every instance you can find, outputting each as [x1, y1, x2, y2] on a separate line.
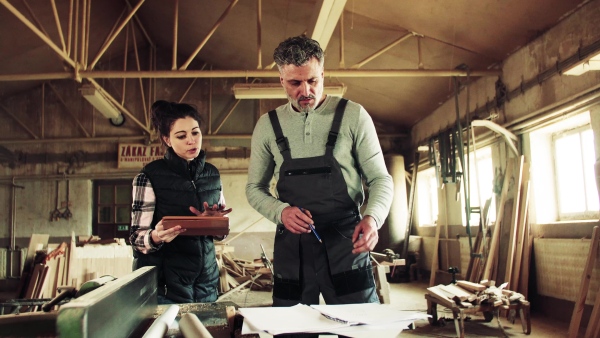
[129, 100, 232, 304]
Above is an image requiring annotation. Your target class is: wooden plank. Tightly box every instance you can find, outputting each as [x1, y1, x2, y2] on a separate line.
[66, 232, 76, 288]
[23, 264, 43, 300]
[585, 287, 600, 338]
[33, 265, 50, 301]
[518, 218, 533, 299]
[430, 185, 448, 287]
[511, 166, 530, 293]
[426, 286, 456, 308]
[469, 198, 492, 283]
[465, 230, 482, 282]
[483, 157, 514, 281]
[374, 265, 391, 304]
[16, 234, 49, 298]
[439, 284, 476, 302]
[226, 274, 240, 288]
[456, 280, 486, 293]
[24, 234, 49, 274]
[504, 155, 524, 286]
[568, 225, 600, 338]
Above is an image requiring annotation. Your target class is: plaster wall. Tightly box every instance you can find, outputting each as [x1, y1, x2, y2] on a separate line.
[411, 0, 600, 146]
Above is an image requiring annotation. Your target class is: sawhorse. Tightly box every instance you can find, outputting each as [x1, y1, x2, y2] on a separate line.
[425, 293, 531, 337]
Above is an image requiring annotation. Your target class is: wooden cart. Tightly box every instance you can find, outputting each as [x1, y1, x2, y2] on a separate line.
[425, 293, 531, 338]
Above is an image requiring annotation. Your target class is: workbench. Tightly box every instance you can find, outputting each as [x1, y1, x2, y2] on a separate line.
[0, 267, 249, 338]
[425, 293, 531, 338]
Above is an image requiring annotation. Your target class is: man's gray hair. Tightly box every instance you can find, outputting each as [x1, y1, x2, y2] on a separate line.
[273, 35, 324, 69]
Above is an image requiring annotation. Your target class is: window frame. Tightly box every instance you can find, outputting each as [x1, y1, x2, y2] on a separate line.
[93, 180, 133, 240]
[551, 123, 598, 221]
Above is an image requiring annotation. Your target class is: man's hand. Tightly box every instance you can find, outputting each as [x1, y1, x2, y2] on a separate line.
[351, 216, 379, 254]
[152, 220, 185, 244]
[190, 202, 233, 217]
[281, 206, 313, 234]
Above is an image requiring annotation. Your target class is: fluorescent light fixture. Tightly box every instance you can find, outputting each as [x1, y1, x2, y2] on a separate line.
[233, 83, 347, 99]
[564, 52, 600, 76]
[81, 84, 124, 124]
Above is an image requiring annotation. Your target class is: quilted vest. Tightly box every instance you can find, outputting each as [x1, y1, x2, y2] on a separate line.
[133, 147, 222, 303]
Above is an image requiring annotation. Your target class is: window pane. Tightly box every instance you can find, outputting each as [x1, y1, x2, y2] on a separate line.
[98, 186, 114, 204]
[555, 133, 586, 213]
[116, 206, 131, 223]
[417, 167, 438, 226]
[467, 147, 494, 226]
[99, 206, 113, 223]
[116, 186, 132, 204]
[582, 130, 598, 211]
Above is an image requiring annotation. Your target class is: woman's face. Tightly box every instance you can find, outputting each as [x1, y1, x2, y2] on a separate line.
[162, 116, 202, 161]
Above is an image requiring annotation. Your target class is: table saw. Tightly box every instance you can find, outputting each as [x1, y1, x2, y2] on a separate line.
[0, 267, 247, 338]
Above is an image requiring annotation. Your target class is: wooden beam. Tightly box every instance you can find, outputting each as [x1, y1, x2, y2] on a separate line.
[89, 0, 145, 69]
[47, 82, 91, 137]
[179, 0, 239, 70]
[483, 157, 515, 281]
[568, 225, 600, 338]
[0, 104, 39, 139]
[504, 155, 525, 286]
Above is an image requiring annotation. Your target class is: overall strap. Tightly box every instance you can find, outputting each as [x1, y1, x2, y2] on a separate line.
[268, 110, 292, 160]
[325, 98, 348, 156]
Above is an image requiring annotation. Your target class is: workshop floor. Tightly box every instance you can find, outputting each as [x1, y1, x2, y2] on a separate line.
[218, 280, 576, 338]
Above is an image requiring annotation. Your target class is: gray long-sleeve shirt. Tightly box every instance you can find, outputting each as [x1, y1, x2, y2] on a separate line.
[245, 95, 394, 228]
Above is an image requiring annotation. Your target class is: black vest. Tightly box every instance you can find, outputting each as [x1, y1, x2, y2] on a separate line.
[133, 147, 222, 303]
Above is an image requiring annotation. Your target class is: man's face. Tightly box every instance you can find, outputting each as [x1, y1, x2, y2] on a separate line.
[279, 57, 325, 113]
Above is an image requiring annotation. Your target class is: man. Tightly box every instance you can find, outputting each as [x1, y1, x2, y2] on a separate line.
[246, 35, 393, 307]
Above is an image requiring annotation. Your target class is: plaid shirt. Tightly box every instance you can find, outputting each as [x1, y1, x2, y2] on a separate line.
[130, 173, 161, 254]
[129, 172, 227, 254]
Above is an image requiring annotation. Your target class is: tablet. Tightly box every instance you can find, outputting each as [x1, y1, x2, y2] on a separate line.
[161, 216, 230, 236]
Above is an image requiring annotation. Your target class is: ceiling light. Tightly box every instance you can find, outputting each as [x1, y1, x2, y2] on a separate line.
[232, 83, 347, 99]
[81, 84, 124, 125]
[564, 52, 600, 76]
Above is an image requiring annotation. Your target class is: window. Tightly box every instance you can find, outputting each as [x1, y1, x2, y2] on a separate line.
[530, 111, 598, 222]
[93, 180, 133, 240]
[417, 166, 438, 226]
[553, 124, 597, 220]
[464, 146, 495, 227]
[417, 146, 495, 227]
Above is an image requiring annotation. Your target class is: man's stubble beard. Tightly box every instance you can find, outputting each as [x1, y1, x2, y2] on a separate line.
[288, 94, 316, 114]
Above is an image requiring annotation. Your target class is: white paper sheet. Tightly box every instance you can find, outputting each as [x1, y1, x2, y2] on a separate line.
[238, 303, 430, 336]
[238, 304, 350, 335]
[311, 303, 430, 325]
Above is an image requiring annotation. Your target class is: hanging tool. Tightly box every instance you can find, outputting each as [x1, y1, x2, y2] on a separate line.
[50, 180, 61, 221]
[61, 178, 73, 220]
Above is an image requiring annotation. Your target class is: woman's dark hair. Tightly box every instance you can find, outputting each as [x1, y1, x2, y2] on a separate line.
[151, 100, 203, 145]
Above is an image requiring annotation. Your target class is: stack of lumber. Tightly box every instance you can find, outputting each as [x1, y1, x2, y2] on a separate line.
[465, 156, 533, 299]
[215, 244, 273, 296]
[16, 233, 133, 304]
[427, 280, 527, 309]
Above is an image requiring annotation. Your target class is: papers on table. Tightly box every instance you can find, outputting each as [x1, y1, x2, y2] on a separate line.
[239, 304, 350, 335]
[238, 303, 430, 338]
